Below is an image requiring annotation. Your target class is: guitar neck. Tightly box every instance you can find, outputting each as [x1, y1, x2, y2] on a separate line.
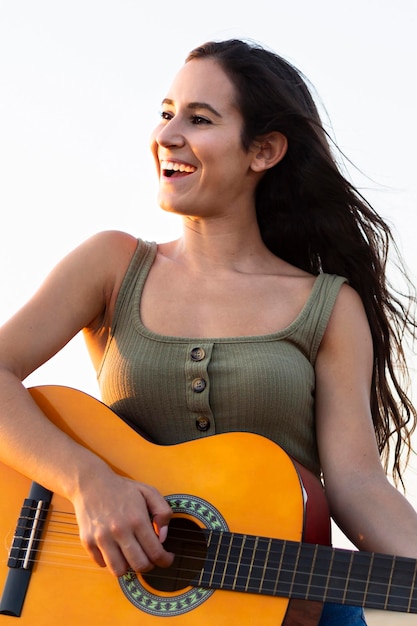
[195, 530, 417, 613]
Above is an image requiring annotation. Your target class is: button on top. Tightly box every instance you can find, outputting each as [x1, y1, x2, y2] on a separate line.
[191, 377, 207, 393]
[196, 416, 211, 432]
[190, 347, 206, 362]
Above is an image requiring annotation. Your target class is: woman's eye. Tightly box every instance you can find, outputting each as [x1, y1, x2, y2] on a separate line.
[159, 111, 211, 125]
[191, 115, 211, 125]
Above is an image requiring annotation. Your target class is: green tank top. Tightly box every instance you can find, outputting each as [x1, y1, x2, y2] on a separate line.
[97, 239, 347, 477]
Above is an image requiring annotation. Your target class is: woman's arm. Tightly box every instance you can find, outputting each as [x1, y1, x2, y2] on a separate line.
[0, 231, 173, 575]
[315, 284, 417, 558]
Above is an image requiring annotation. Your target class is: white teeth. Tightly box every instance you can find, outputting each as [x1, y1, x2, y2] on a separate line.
[160, 160, 196, 173]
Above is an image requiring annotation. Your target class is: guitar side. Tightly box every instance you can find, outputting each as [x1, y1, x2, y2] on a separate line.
[0, 385, 330, 625]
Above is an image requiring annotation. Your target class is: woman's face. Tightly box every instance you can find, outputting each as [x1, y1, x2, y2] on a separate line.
[150, 58, 260, 221]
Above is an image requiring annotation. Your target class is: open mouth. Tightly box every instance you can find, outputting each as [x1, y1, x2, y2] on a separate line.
[161, 160, 196, 178]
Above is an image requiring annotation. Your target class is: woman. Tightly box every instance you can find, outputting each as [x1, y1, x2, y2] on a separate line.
[1, 39, 417, 625]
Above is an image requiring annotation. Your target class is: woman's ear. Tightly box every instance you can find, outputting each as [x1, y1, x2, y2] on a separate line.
[250, 132, 288, 172]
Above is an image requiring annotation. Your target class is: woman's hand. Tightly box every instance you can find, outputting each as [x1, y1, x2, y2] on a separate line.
[73, 468, 174, 577]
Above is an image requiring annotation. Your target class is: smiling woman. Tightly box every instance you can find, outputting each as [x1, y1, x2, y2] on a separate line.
[1, 38, 417, 626]
[149, 56, 288, 222]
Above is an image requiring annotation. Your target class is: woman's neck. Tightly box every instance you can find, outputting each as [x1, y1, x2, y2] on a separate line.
[160, 214, 279, 276]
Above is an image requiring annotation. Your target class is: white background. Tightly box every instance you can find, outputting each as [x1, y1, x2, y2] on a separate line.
[1, 3, 417, 621]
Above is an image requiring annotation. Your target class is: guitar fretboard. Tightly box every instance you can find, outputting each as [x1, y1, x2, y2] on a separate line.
[195, 530, 417, 613]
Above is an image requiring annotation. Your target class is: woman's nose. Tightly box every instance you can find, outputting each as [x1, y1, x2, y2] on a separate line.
[155, 118, 185, 148]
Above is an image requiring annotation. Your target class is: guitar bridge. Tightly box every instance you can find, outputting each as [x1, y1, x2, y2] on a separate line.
[0, 482, 52, 617]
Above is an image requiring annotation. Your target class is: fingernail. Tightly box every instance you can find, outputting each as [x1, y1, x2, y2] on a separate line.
[158, 525, 168, 543]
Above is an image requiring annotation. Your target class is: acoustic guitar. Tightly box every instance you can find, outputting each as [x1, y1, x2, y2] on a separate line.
[0, 385, 416, 625]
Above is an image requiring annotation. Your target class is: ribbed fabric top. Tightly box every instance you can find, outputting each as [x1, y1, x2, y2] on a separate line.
[97, 239, 347, 476]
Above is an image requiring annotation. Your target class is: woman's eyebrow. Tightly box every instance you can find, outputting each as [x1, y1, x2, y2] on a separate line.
[162, 98, 222, 118]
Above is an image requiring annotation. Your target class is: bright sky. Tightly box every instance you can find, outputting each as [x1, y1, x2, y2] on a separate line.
[1, 0, 417, 582]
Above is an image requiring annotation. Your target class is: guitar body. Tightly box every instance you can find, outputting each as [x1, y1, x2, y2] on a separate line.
[0, 385, 330, 625]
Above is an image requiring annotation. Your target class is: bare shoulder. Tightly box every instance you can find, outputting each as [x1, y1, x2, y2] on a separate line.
[61, 230, 139, 325]
[329, 281, 365, 312]
[50, 230, 138, 296]
[322, 282, 370, 343]
[69, 230, 138, 270]
[316, 282, 373, 383]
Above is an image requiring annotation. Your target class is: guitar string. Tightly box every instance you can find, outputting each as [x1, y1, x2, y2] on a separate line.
[8, 512, 417, 608]
[9, 535, 414, 603]
[8, 552, 416, 609]
[7, 547, 417, 609]
[13, 506, 415, 573]
[12, 506, 412, 574]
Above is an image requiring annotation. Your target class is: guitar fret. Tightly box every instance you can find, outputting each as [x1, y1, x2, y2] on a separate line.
[245, 535, 259, 592]
[324, 548, 336, 601]
[289, 543, 318, 600]
[362, 551, 375, 606]
[288, 542, 302, 597]
[341, 551, 355, 604]
[217, 532, 241, 589]
[407, 559, 417, 613]
[273, 540, 287, 597]
[219, 532, 234, 589]
[232, 535, 247, 591]
[384, 556, 396, 611]
[305, 544, 319, 599]
[258, 538, 272, 594]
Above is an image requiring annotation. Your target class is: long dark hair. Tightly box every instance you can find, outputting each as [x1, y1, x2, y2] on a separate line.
[187, 39, 417, 486]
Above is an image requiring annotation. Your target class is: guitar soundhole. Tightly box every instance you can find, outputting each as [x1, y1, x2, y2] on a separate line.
[142, 517, 207, 592]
